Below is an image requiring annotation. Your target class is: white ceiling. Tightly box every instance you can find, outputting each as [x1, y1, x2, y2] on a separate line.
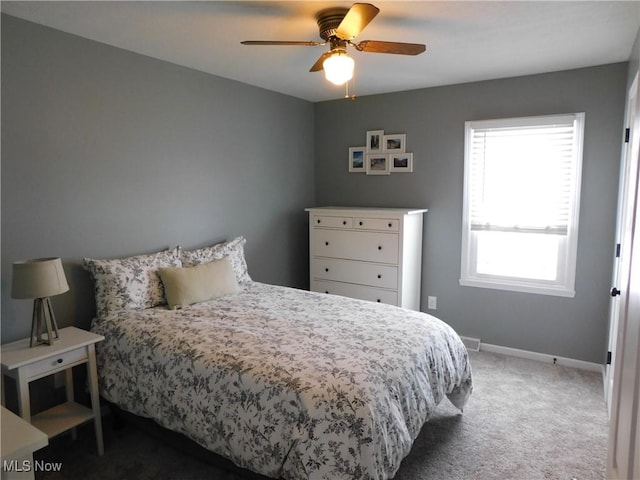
[2, 1, 639, 102]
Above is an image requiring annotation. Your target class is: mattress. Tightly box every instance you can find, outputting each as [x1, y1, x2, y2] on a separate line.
[91, 281, 473, 480]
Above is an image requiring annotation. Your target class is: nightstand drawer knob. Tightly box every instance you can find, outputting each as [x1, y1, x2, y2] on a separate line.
[57, 358, 63, 364]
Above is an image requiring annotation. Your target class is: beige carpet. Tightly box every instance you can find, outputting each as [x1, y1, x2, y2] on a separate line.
[35, 350, 608, 480]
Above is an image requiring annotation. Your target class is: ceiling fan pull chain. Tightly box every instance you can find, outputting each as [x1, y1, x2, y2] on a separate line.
[347, 72, 357, 100]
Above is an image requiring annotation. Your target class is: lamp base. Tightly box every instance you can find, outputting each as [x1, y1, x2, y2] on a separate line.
[30, 297, 60, 347]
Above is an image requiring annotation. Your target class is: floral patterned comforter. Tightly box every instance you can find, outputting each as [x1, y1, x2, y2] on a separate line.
[91, 282, 473, 480]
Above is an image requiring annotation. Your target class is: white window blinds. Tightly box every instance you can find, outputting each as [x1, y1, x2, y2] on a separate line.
[467, 114, 584, 236]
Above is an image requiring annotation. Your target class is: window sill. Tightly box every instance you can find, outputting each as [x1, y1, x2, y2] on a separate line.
[459, 277, 575, 298]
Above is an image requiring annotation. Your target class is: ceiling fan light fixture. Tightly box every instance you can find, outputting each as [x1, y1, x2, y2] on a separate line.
[323, 51, 354, 85]
[242, 3, 426, 93]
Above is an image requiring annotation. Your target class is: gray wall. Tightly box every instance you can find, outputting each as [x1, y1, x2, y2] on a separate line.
[314, 64, 629, 363]
[1, 15, 315, 343]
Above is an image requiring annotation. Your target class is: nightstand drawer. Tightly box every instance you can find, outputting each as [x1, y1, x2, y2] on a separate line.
[23, 347, 87, 380]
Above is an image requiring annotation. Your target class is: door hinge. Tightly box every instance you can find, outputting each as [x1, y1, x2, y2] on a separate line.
[625, 128, 630, 143]
[606, 351, 612, 365]
[616, 243, 621, 258]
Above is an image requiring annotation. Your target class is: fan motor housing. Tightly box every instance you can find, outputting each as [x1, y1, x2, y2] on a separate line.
[316, 7, 349, 41]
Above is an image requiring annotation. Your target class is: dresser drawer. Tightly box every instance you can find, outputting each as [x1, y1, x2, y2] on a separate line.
[312, 215, 353, 229]
[23, 347, 88, 380]
[311, 258, 398, 289]
[311, 280, 398, 306]
[312, 230, 399, 264]
[354, 217, 399, 232]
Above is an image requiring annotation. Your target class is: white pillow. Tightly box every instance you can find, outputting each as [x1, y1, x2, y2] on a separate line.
[180, 236, 251, 284]
[83, 247, 181, 318]
[159, 257, 240, 309]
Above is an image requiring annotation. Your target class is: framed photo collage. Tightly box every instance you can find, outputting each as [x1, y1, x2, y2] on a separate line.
[349, 130, 413, 175]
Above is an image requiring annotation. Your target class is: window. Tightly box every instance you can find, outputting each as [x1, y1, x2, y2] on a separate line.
[460, 113, 585, 297]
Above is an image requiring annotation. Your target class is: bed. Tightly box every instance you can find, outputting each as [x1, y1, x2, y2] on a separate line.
[85, 237, 473, 480]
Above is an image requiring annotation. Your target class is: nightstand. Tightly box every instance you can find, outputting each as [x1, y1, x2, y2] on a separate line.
[1, 327, 105, 456]
[1, 406, 48, 480]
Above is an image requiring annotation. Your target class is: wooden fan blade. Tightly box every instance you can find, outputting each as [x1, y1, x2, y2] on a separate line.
[335, 3, 380, 40]
[310, 52, 332, 72]
[355, 40, 426, 55]
[241, 40, 324, 46]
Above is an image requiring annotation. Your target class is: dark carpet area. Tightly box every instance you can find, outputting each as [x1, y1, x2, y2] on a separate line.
[34, 350, 608, 479]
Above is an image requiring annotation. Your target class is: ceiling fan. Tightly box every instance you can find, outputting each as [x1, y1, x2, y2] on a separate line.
[241, 3, 426, 86]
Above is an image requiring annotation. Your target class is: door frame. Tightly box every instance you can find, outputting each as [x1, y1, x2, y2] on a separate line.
[607, 71, 640, 480]
[606, 72, 639, 414]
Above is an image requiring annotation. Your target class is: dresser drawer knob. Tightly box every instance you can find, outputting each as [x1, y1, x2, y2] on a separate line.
[317, 219, 321, 224]
[388, 223, 393, 228]
[325, 241, 329, 246]
[343, 220, 347, 225]
[325, 291, 329, 294]
[377, 299, 381, 302]
[378, 246, 382, 250]
[377, 274, 382, 279]
[359, 221, 363, 226]
[57, 358, 63, 364]
[325, 268, 329, 272]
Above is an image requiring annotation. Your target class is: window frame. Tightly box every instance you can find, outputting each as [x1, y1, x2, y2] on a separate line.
[459, 112, 585, 298]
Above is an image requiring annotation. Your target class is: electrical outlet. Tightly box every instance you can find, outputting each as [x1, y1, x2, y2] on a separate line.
[427, 296, 437, 310]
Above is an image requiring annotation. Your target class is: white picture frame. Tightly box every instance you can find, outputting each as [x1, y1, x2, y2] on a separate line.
[348, 146, 366, 172]
[366, 130, 384, 153]
[366, 154, 390, 175]
[389, 152, 413, 172]
[383, 133, 406, 153]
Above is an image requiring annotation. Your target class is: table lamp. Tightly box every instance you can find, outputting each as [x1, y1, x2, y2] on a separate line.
[11, 257, 69, 347]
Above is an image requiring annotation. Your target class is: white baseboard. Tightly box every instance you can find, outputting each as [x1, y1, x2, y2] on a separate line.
[477, 342, 602, 372]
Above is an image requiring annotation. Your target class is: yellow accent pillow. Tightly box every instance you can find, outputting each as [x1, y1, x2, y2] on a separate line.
[159, 257, 240, 309]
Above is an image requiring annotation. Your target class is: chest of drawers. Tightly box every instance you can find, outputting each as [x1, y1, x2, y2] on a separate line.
[305, 207, 428, 310]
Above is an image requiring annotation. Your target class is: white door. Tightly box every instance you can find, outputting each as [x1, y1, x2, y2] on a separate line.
[606, 72, 639, 414]
[607, 71, 640, 480]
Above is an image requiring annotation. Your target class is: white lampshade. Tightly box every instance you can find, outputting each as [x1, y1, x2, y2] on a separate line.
[323, 52, 355, 86]
[12, 257, 70, 299]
